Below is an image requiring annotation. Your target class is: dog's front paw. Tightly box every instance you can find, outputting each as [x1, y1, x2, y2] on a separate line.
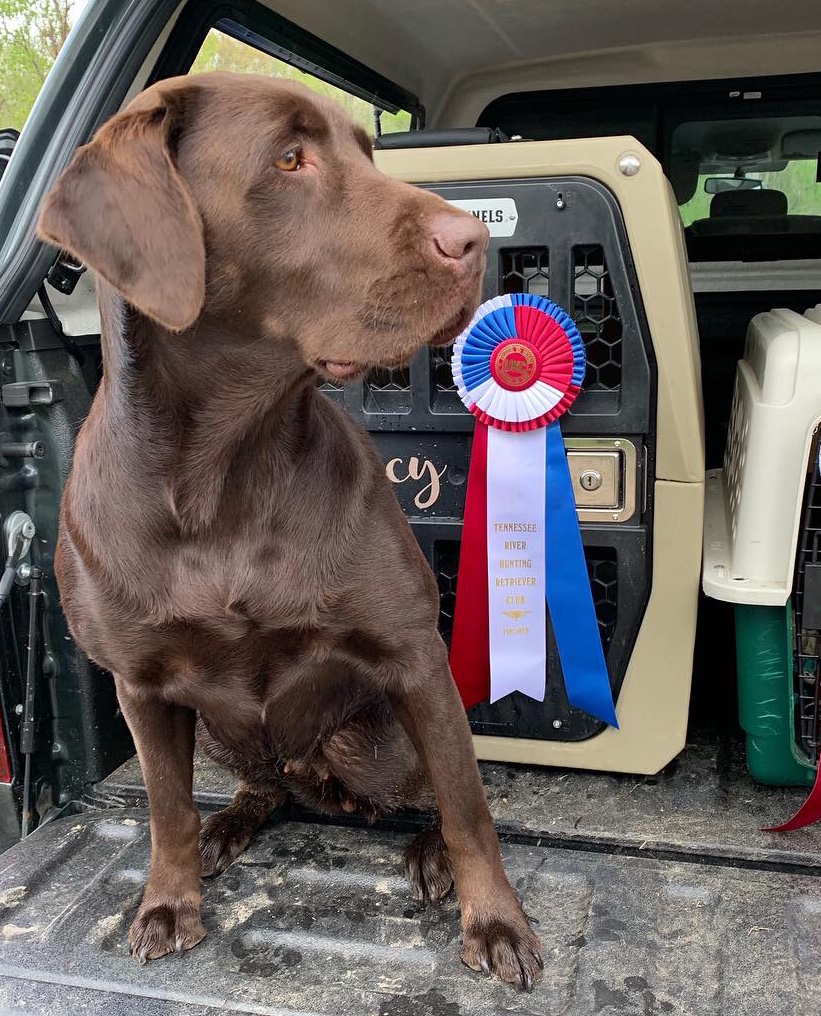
[129, 898, 206, 963]
[461, 907, 543, 991]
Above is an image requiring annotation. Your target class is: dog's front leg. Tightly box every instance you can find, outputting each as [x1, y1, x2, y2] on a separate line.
[115, 677, 206, 962]
[391, 635, 543, 991]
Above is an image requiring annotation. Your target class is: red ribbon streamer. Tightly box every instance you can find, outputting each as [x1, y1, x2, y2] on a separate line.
[450, 422, 490, 709]
[766, 763, 821, 832]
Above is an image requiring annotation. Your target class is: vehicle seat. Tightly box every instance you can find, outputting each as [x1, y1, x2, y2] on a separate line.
[710, 189, 788, 218]
[688, 188, 821, 236]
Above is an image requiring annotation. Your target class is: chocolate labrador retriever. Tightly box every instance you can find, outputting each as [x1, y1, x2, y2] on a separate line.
[37, 72, 543, 989]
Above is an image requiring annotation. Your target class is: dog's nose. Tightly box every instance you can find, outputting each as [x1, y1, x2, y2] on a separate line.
[430, 211, 488, 266]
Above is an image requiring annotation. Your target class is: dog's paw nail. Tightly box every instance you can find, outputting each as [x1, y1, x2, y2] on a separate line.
[462, 911, 543, 989]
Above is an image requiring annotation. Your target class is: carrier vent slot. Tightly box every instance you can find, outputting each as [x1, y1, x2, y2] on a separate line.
[572, 244, 622, 392]
[500, 247, 550, 297]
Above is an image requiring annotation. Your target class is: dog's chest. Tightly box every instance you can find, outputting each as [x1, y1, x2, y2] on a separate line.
[165, 537, 333, 632]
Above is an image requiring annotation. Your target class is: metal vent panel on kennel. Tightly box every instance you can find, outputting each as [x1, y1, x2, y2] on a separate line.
[342, 138, 703, 774]
[322, 176, 652, 744]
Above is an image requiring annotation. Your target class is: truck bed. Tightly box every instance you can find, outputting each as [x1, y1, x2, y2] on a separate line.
[0, 742, 818, 1015]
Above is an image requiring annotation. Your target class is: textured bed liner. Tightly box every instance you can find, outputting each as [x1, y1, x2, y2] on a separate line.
[0, 741, 817, 1015]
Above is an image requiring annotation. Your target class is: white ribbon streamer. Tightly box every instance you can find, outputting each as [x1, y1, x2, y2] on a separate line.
[486, 426, 547, 703]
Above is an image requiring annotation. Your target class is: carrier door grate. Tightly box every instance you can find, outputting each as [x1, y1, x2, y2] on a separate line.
[794, 434, 821, 765]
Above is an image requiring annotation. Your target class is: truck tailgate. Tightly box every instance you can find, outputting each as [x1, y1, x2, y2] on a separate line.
[0, 744, 817, 1015]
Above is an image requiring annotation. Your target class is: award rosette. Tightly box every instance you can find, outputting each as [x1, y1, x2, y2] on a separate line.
[449, 293, 618, 727]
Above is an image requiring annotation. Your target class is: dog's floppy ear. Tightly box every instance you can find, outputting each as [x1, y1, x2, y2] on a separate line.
[37, 88, 205, 333]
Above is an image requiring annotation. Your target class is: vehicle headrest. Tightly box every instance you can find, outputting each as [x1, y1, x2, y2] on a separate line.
[710, 189, 788, 218]
[669, 155, 700, 205]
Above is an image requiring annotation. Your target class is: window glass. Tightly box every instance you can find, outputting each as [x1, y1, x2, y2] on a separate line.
[0, 0, 80, 131]
[190, 28, 412, 136]
[673, 115, 821, 227]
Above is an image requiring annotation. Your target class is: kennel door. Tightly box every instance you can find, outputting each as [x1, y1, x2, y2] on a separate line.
[324, 174, 656, 744]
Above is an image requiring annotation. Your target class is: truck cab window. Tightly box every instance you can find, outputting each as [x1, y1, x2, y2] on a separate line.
[190, 28, 412, 138]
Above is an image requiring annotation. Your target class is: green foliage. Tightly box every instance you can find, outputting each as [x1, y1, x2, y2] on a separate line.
[0, 0, 72, 130]
[190, 29, 411, 134]
[759, 159, 820, 216]
[0, 14, 411, 137]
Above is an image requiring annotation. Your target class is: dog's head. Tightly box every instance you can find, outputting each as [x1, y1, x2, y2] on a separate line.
[37, 72, 488, 381]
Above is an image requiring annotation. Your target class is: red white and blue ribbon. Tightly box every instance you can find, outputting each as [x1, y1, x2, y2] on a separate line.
[449, 293, 619, 727]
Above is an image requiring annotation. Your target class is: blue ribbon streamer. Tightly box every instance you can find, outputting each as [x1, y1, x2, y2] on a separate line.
[544, 421, 619, 728]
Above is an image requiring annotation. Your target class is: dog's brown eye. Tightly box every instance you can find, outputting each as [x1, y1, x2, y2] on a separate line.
[274, 148, 301, 172]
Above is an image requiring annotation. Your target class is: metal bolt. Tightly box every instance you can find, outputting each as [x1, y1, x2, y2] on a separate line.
[0, 440, 44, 461]
[556, 195, 566, 210]
[14, 704, 22, 716]
[618, 153, 641, 177]
[612, 513, 619, 521]
[552, 719, 563, 730]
